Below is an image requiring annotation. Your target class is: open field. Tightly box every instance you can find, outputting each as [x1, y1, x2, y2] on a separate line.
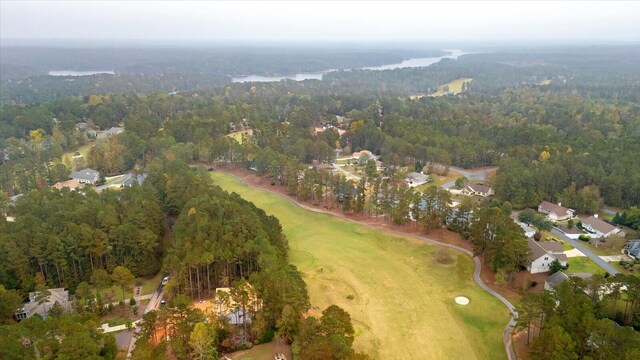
[432, 78, 473, 96]
[227, 129, 253, 143]
[61, 143, 93, 164]
[210, 171, 508, 360]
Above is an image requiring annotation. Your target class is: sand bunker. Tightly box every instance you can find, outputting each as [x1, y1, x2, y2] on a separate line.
[455, 296, 469, 305]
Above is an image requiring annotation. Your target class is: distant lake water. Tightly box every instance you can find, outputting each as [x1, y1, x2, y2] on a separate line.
[231, 49, 466, 83]
[48, 70, 115, 76]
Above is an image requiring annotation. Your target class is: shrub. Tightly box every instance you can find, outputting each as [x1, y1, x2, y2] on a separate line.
[133, 306, 138, 316]
[129, 297, 136, 306]
[257, 327, 275, 344]
[346, 294, 355, 300]
[107, 303, 114, 312]
[579, 234, 590, 241]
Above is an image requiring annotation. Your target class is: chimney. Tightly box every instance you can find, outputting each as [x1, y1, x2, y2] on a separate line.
[557, 202, 562, 207]
[594, 214, 599, 218]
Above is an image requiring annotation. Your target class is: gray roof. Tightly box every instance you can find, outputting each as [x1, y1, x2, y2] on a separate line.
[406, 172, 429, 183]
[105, 127, 124, 135]
[625, 239, 640, 257]
[20, 288, 70, 318]
[122, 173, 148, 187]
[70, 168, 99, 182]
[528, 238, 565, 262]
[545, 271, 570, 287]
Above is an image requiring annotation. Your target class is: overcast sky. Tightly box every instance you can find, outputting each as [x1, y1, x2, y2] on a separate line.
[1, 1, 639, 43]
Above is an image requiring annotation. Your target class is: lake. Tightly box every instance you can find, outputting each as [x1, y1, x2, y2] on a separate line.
[231, 49, 466, 83]
[48, 70, 115, 76]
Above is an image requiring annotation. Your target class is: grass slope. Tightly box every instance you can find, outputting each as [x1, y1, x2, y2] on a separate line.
[211, 172, 508, 360]
[432, 78, 473, 96]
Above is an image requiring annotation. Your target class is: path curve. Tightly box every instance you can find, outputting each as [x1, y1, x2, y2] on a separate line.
[217, 170, 518, 360]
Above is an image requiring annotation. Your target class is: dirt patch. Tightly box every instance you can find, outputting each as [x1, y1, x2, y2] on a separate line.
[435, 249, 455, 265]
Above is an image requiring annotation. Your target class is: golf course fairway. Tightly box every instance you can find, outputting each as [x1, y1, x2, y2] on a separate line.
[211, 171, 509, 360]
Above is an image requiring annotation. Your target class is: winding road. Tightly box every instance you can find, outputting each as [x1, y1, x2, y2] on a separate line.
[218, 170, 518, 360]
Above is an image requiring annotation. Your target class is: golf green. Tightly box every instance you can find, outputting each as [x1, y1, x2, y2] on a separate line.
[211, 172, 508, 359]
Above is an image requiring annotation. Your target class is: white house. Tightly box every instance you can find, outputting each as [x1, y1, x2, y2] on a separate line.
[461, 183, 494, 197]
[527, 238, 568, 274]
[581, 215, 622, 239]
[538, 201, 575, 221]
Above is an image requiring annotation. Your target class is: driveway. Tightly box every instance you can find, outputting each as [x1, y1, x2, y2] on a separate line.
[551, 228, 619, 275]
[331, 163, 361, 181]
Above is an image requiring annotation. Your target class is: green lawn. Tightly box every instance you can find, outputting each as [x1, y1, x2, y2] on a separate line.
[61, 143, 93, 164]
[211, 172, 508, 360]
[94, 272, 162, 302]
[566, 257, 605, 275]
[226, 340, 292, 360]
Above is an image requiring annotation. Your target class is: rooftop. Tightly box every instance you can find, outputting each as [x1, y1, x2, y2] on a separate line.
[467, 183, 492, 193]
[539, 201, 573, 217]
[582, 216, 618, 234]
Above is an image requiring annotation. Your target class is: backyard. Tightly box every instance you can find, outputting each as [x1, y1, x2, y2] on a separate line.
[211, 171, 509, 360]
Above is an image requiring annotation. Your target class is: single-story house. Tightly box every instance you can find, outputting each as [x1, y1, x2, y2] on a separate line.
[461, 183, 494, 197]
[97, 126, 124, 139]
[527, 238, 568, 274]
[15, 288, 70, 321]
[538, 201, 575, 221]
[544, 271, 592, 291]
[70, 168, 100, 185]
[405, 172, 429, 187]
[624, 239, 640, 259]
[581, 215, 622, 238]
[515, 220, 536, 238]
[121, 173, 148, 187]
[52, 179, 83, 191]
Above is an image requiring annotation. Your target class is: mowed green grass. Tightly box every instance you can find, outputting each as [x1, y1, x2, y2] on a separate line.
[211, 172, 508, 360]
[566, 257, 605, 275]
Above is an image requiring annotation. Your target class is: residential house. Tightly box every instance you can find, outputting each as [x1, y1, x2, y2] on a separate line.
[52, 179, 83, 191]
[97, 126, 124, 139]
[581, 215, 622, 239]
[544, 271, 592, 291]
[70, 168, 100, 185]
[15, 288, 71, 321]
[461, 183, 494, 197]
[624, 239, 640, 259]
[538, 201, 575, 221]
[405, 172, 430, 187]
[214, 284, 261, 326]
[527, 238, 568, 274]
[121, 173, 148, 187]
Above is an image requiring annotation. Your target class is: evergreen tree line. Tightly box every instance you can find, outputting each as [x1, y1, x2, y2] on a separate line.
[516, 275, 640, 359]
